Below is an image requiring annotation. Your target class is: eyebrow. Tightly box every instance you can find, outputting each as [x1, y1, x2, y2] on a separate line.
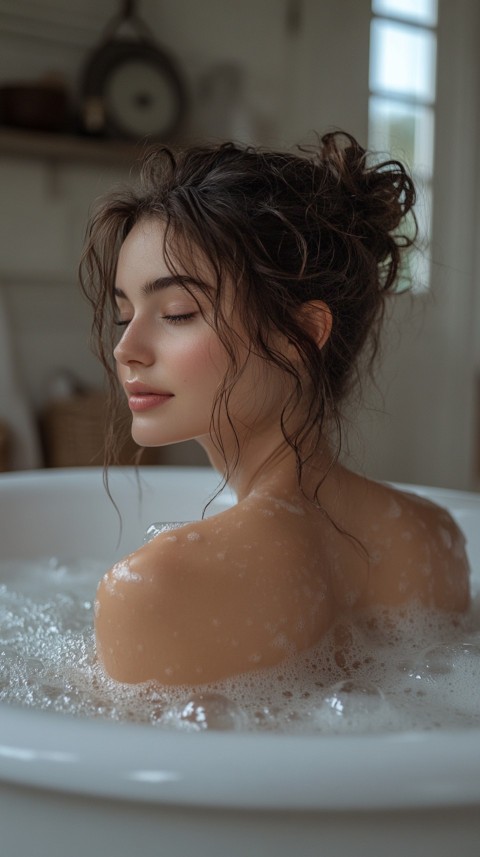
[114, 275, 208, 300]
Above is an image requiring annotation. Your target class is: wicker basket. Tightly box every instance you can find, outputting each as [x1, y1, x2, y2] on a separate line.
[40, 391, 163, 468]
[41, 391, 109, 467]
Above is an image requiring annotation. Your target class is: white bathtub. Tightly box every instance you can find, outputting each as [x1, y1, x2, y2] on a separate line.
[0, 467, 479, 857]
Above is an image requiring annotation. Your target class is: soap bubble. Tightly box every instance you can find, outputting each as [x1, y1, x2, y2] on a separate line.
[412, 643, 480, 680]
[322, 679, 385, 716]
[161, 692, 248, 732]
[312, 679, 392, 733]
[403, 642, 480, 721]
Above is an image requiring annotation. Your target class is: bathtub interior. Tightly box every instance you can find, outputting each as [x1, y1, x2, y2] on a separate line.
[0, 466, 479, 813]
[0, 466, 235, 562]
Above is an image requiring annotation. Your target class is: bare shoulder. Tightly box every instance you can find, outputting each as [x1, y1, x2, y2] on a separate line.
[381, 482, 468, 561]
[355, 480, 470, 611]
[95, 505, 331, 685]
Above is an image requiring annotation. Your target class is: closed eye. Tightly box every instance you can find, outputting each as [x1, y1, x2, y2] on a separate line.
[113, 312, 198, 329]
[163, 312, 197, 324]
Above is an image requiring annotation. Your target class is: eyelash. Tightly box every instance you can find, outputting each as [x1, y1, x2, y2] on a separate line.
[114, 312, 197, 328]
[164, 312, 197, 325]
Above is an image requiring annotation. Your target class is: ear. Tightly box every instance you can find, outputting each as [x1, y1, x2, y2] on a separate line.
[297, 300, 333, 350]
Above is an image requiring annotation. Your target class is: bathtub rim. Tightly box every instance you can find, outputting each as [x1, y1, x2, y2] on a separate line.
[0, 465, 479, 526]
[1, 703, 480, 812]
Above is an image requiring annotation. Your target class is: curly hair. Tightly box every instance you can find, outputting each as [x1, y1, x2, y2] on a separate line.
[79, 131, 416, 502]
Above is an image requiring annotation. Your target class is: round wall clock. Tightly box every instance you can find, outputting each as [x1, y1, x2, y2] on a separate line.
[80, 3, 186, 141]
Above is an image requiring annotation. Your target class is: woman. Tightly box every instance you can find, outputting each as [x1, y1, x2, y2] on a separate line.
[80, 132, 469, 686]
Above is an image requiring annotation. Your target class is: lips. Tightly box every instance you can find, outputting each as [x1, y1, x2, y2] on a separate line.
[124, 381, 174, 413]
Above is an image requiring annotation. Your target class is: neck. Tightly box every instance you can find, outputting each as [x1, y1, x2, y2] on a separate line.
[197, 428, 338, 504]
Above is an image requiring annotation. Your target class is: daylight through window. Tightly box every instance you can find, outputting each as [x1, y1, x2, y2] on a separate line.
[369, 0, 438, 290]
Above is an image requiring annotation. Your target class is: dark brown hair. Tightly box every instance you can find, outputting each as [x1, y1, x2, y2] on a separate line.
[80, 131, 416, 501]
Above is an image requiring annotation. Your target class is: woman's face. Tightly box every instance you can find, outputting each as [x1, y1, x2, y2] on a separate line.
[113, 219, 291, 456]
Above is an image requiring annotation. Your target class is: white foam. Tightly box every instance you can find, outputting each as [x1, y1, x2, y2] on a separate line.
[0, 558, 479, 734]
[111, 561, 142, 584]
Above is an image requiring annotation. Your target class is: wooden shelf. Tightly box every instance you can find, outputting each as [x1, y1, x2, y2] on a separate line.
[0, 126, 144, 167]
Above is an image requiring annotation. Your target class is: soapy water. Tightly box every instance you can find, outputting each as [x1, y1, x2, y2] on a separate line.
[1, 551, 480, 734]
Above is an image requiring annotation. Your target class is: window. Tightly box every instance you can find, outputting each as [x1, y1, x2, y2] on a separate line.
[369, 0, 438, 290]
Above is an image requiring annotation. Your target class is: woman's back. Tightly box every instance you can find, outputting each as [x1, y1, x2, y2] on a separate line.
[95, 464, 470, 685]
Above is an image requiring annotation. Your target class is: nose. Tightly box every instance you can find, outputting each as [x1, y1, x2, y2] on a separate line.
[113, 321, 154, 367]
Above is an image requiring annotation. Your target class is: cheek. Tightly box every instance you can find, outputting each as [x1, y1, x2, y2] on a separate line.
[173, 335, 227, 389]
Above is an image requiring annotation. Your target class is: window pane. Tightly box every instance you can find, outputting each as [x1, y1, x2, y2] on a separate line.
[370, 19, 436, 102]
[372, 0, 437, 26]
[369, 97, 435, 178]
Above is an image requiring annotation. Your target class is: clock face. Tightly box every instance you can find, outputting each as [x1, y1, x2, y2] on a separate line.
[104, 59, 179, 137]
[81, 40, 186, 140]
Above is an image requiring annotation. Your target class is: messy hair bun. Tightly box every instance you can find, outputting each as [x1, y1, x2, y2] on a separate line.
[80, 130, 417, 497]
[317, 131, 416, 289]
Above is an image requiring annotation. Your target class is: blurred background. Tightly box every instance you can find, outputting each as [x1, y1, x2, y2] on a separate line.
[0, 0, 478, 490]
